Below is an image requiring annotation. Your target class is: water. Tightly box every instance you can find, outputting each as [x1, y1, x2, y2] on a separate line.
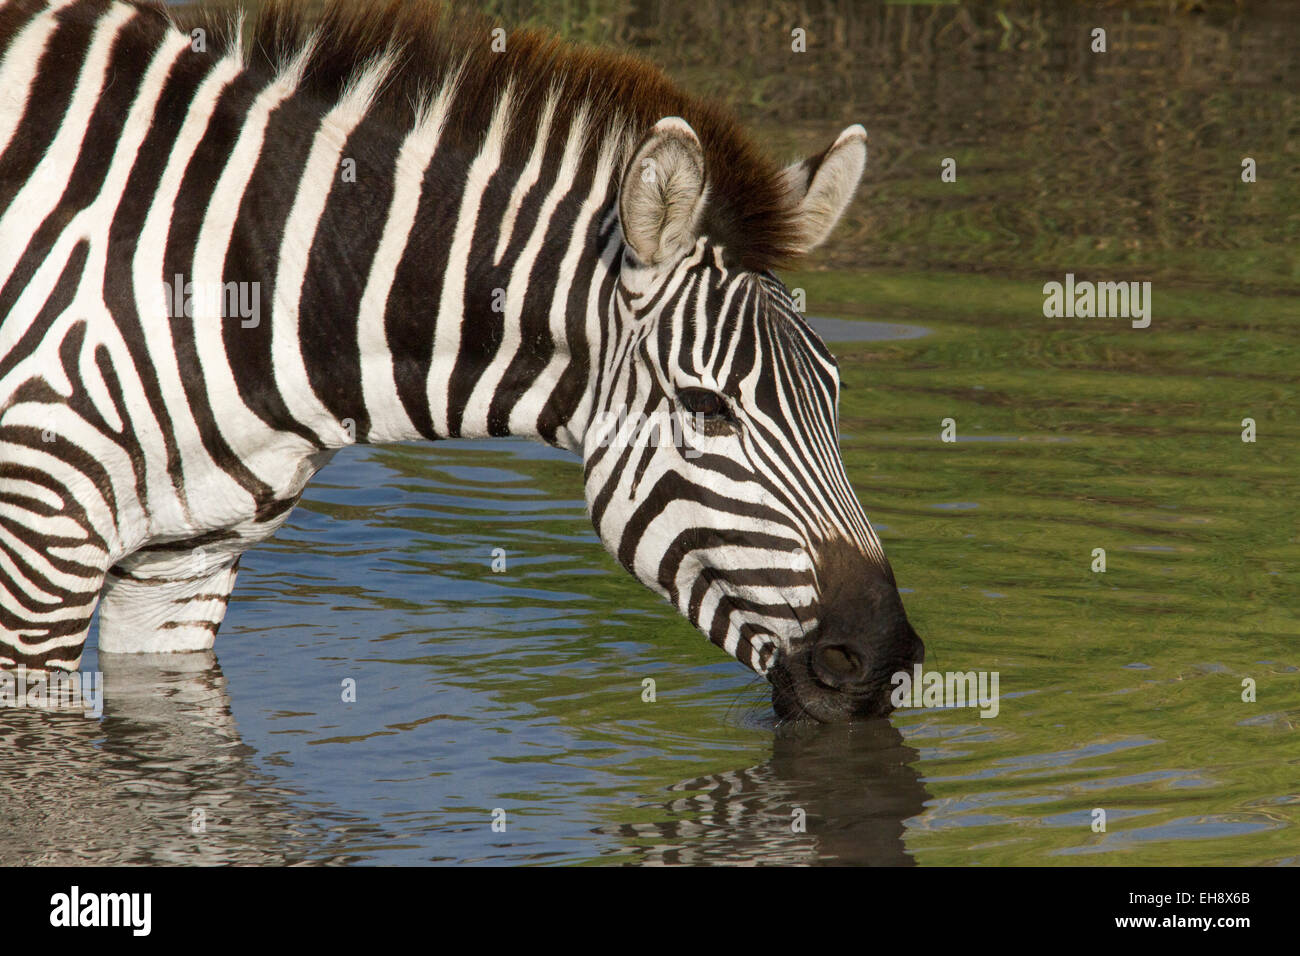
[2, 0, 1296, 865]
[4, 276, 1294, 865]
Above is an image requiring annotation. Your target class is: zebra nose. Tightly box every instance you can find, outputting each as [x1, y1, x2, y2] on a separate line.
[811, 642, 866, 688]
[810, 624, 924, 694]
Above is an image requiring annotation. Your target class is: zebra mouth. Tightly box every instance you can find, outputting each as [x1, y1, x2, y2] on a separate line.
[768, 650, 898, 724]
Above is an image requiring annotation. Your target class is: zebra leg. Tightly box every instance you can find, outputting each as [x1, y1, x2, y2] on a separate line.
[97, 545, 243, 654]
[0, 498, 110, 672]
[0, 560, 106, 671]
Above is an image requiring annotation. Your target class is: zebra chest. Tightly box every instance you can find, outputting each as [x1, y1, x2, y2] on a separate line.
[91, 447, 336, 655]
[139, 444, 337, 551]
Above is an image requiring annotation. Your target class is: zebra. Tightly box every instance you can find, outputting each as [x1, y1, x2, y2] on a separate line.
[0, 0, 923, 722]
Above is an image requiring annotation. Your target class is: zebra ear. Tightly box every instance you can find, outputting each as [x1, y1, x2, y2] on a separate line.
[781, 125, 867, 254]
[619, 117, 707, 266]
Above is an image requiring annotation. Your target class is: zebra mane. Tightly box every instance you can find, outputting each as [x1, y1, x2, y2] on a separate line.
[165, 0, 804, 272]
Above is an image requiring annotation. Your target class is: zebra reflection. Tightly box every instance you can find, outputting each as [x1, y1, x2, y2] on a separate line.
[0, 652, 355, 865]
[0, 650, 927, 864]
[597, 722, 927, 865]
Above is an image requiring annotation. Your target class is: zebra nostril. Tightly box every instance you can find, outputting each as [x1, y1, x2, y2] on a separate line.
[813, 643, 863, 687]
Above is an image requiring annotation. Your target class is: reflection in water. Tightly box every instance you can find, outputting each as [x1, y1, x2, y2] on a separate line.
[0, 645, 929, 866]
[0, 653, 358, 865]
[601, 722, 926, 865]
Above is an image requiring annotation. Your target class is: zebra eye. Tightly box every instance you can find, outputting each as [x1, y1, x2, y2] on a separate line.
[677, 387, 729, 420]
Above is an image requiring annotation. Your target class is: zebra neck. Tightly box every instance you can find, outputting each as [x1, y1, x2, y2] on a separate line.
[263, 100, 624, 458]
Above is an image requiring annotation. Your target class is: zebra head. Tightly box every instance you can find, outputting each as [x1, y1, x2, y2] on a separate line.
[583, 117, 923, 723]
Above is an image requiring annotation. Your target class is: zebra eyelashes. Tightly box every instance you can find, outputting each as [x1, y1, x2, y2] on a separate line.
[676, 387, 736, 435]
[676, 387, 727, 418]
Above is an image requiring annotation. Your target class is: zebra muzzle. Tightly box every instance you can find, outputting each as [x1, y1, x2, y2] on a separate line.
[769, 558, 924, 722]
